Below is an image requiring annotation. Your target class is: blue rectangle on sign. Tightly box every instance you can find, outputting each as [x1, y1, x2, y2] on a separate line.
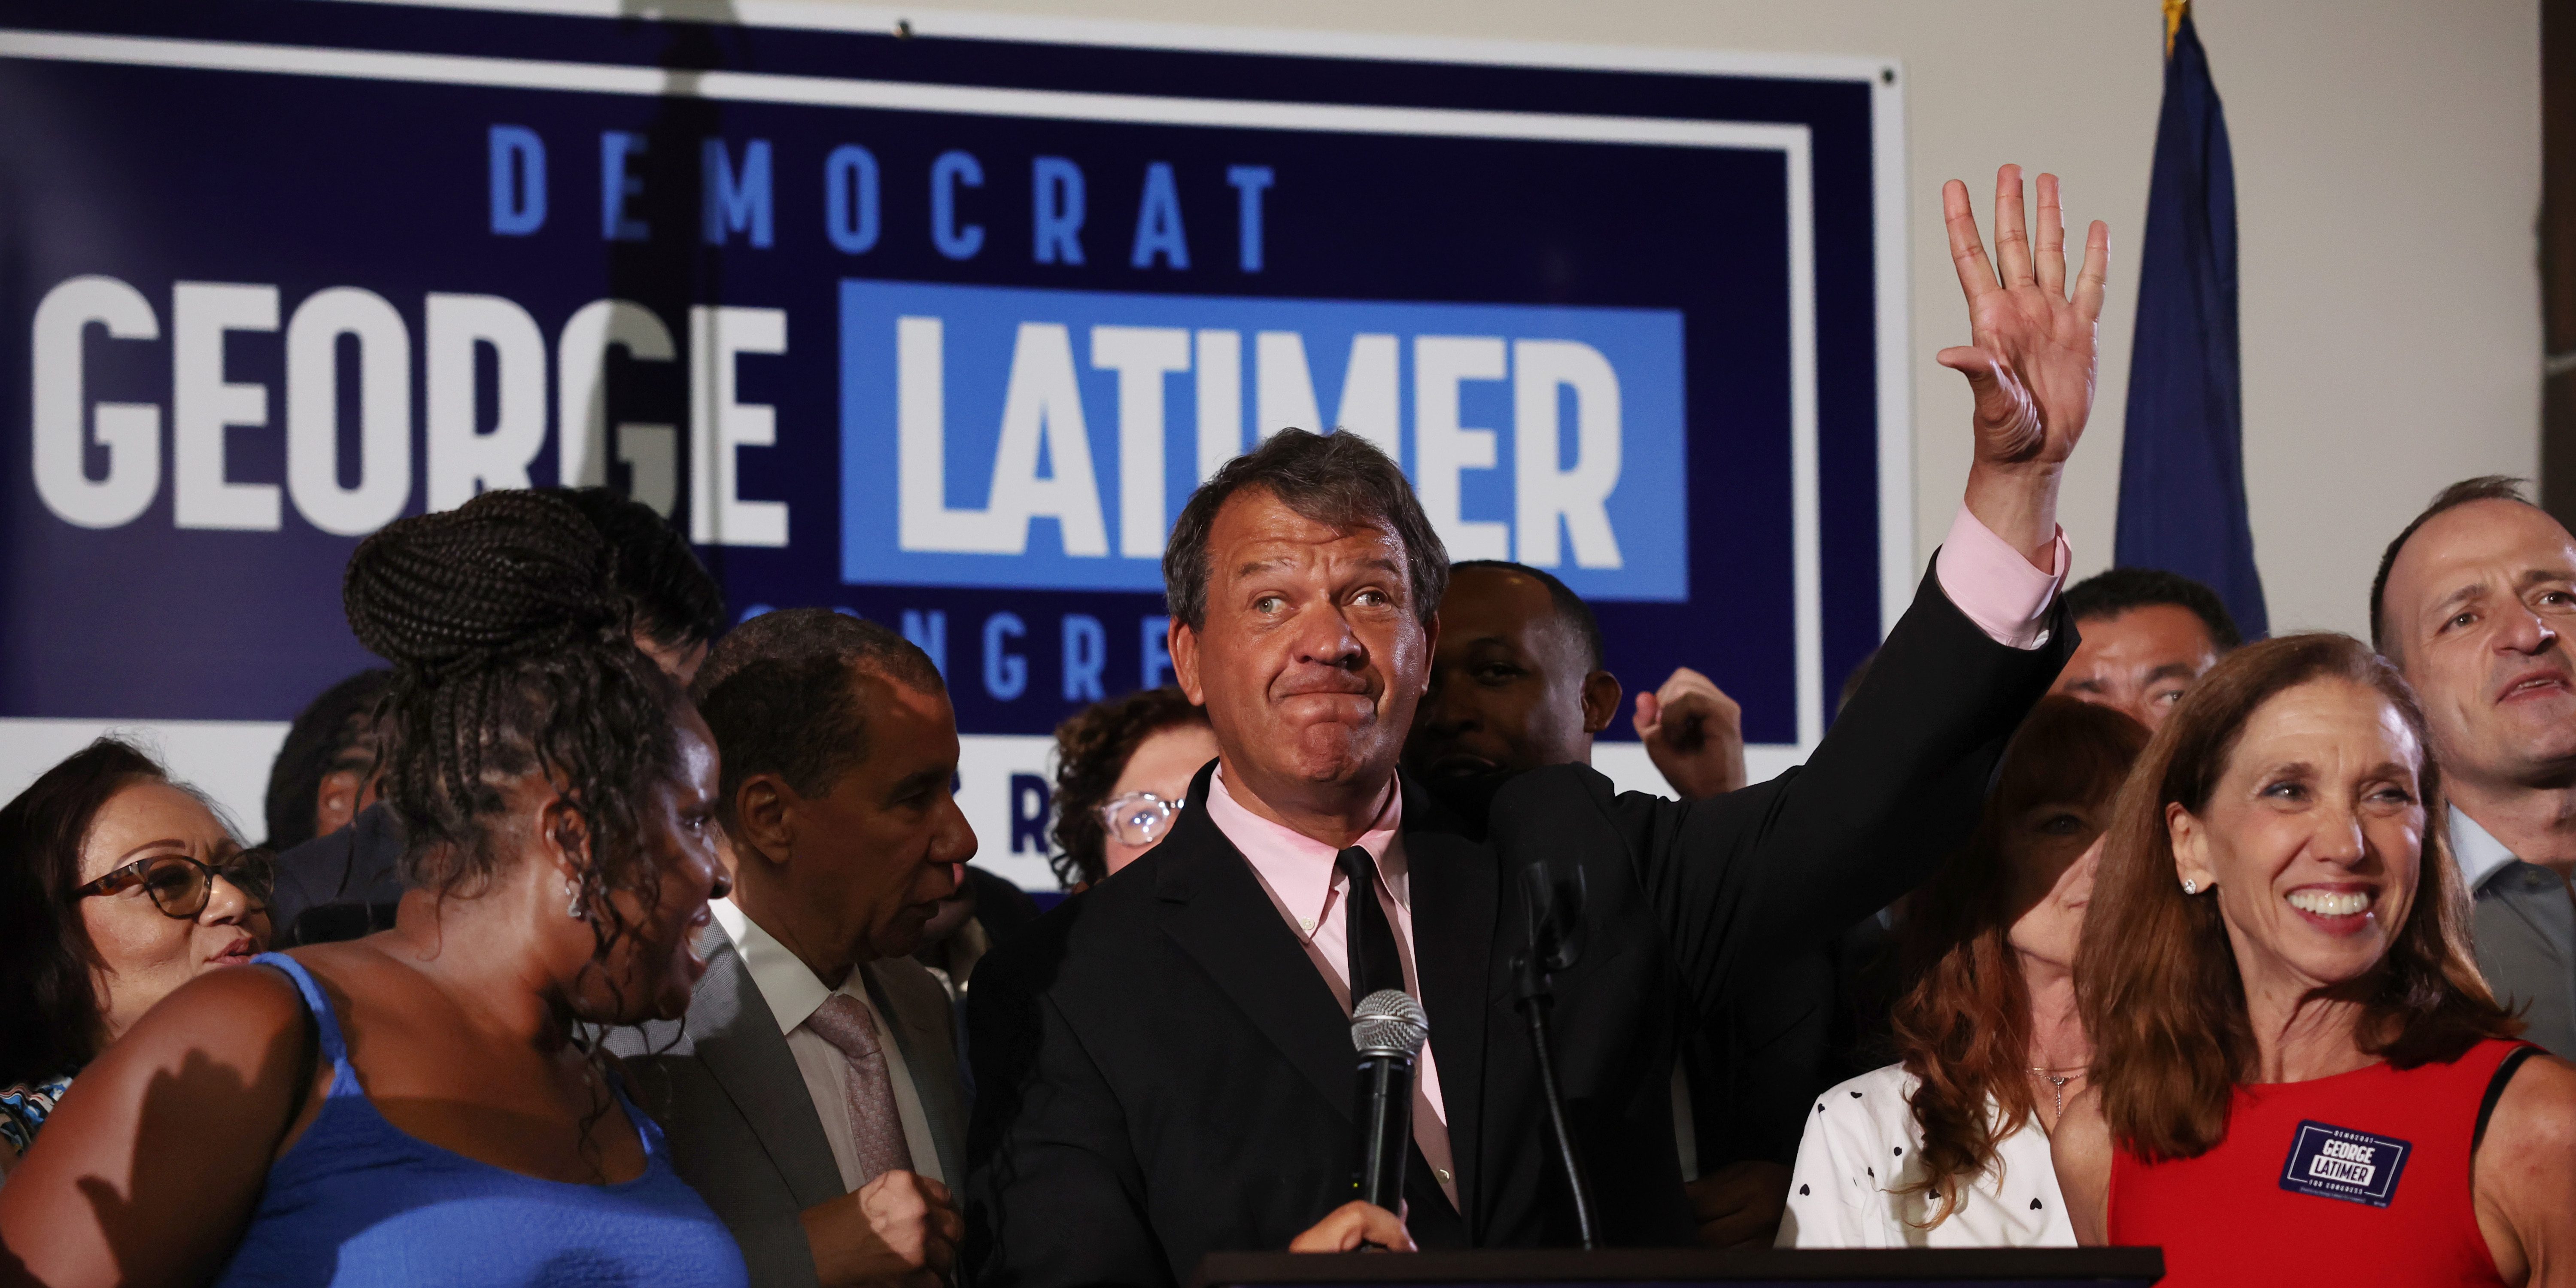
[2278, 1120, 2410, 1208]
[839, 280, 1687, 600]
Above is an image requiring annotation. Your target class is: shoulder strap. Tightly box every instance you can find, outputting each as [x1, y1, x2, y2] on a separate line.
[2473, 1045, 2541, 1153]
[594, 1051, 665, 1165]
[252, 951, 351, 1071]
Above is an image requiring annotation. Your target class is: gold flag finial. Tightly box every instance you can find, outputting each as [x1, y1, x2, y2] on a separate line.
[2164, 0, 2189, 57]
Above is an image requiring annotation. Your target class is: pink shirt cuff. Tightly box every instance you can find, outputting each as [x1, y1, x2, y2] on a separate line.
[1934, 503, 2069, 650]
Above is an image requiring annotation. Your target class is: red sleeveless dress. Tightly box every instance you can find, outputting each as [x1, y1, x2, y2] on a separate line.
[2108, 1038, 2531, 1288]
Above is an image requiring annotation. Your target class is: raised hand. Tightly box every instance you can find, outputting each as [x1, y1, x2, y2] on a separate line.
[1938, 165, 2109, 565]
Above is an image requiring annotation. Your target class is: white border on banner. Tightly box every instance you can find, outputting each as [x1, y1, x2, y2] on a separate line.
[0, 12, 1909, 885]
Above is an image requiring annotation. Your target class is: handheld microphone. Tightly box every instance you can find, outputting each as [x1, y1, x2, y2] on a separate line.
[1350, 989, 1430, 1211]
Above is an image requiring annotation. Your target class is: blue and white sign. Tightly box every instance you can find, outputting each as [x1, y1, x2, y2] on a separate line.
[0, 1, 1909, 887]
[840, 281, 1687, 598]
[2278, 1121, 2411, 1209]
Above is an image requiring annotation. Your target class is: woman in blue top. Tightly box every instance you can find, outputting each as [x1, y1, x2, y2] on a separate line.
[0, 491, 747, 1288]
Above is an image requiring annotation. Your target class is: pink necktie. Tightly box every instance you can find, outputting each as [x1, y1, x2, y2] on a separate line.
[805, 993, 914, 1184]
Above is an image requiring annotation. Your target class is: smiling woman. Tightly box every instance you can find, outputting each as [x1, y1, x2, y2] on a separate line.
[0, 738, 269, 1177]
[2051, 633, 2576, 1287]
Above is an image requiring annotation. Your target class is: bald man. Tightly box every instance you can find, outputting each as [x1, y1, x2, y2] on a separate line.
[2372, 477, 2576, 1056]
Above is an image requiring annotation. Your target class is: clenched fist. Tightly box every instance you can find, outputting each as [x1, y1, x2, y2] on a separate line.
[1633, 667, 1746, 800]
[799, 1170, 964, 1288]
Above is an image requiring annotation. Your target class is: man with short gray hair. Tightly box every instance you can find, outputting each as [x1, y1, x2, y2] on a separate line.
[2372, 476, 2576, 1056]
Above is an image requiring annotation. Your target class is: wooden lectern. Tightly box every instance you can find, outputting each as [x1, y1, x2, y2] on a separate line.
[1193, 1248, 2163, 1288]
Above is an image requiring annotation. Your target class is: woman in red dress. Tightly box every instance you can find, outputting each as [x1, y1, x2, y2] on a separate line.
[2053, 633, 2576, 1286]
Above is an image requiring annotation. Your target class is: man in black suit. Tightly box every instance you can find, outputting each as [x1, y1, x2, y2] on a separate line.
[967, 166, 2110, 1284]
[1400, 560, 1810, 1251]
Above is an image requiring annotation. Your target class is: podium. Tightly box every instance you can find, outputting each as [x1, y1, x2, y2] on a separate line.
[1193, 1249, 2163, 1288]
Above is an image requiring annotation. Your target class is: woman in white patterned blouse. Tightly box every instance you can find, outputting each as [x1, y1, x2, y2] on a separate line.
[1778, 697, 2146, 1247]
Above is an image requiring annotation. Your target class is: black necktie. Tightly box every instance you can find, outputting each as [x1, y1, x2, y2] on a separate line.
[1335, 846, 1407, 1004]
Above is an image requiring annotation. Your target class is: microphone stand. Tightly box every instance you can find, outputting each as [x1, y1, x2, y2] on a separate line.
[1510, 862, 1598, 1250]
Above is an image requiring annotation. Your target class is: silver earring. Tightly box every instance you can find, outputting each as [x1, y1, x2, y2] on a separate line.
[2182, 879, 2197, 894]
[565, 875, 586, 920]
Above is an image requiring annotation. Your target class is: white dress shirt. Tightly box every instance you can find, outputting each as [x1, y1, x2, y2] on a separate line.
[710, 897, 944, 1190]
[2452, 805, 2522, 893]
[1777, 1063, 2073, 1248]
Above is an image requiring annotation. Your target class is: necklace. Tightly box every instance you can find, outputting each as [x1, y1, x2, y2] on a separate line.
[2027, 1066, 2087, 1116]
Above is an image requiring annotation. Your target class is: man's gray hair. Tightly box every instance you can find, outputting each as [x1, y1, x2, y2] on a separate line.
[1161, 428, 1449, 630]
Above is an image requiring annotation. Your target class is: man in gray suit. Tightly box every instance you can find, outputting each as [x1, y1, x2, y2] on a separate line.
[2374, 477, 2576, 1056]
[617, 610, 977, 1286]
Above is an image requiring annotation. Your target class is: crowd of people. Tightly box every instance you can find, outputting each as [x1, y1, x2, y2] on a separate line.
[1, 166, 2573, 1287]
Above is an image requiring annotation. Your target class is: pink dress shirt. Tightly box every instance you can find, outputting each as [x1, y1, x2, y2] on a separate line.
[1197, 504, 2066, 1220]
[1938, 502, 2069, 650]
[1202, 767, 1464, 1211]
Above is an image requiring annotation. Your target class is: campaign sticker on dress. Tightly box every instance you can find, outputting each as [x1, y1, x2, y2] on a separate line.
[2278, 1120, 2410, 1208]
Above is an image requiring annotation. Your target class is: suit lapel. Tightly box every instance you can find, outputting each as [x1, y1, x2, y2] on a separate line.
[690, 934, 847, 1209]
[1154, 773, 1358, 1125]
[863, 960, 969, 1188]
[1399, 773, 1498, 1236]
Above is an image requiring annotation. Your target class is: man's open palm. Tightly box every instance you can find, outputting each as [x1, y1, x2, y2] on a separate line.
[1937, 164, 2109, 469]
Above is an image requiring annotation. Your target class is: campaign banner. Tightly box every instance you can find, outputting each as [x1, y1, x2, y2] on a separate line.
[0, 1, 1909, 889]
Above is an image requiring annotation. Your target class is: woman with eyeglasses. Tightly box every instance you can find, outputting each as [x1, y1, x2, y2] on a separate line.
[0, 738, 271, 1178]
[1048, 687, 1217, 888]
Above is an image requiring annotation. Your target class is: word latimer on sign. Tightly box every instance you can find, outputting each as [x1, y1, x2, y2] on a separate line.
[840, 281, 1688, 600]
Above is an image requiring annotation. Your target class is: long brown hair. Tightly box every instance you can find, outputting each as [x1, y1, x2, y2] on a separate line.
[2076, 633, 2516, 1162]
[1889, 697, 2150, 1224]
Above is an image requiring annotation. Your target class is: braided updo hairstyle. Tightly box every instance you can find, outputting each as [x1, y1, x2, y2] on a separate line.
[342, 490, 687, 948]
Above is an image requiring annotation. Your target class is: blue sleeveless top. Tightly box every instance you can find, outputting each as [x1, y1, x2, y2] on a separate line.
[213, 954, 748, 1288]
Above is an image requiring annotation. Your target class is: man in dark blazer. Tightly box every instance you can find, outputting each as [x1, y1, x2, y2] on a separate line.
[616, 610, 977, 1287]
[967, 167, 2109, 1284]
[1400, 559, 1823, 1249]
[627, 917, 968, 1285]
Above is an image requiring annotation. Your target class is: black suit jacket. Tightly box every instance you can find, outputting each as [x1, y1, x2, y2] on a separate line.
[966, 863, 1043, 946]
[965, 570, 2071, 1286]
[268, 802, 407, 947]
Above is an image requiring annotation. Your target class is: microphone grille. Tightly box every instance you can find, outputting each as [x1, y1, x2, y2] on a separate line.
[1351, 989, 1429, 1057]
